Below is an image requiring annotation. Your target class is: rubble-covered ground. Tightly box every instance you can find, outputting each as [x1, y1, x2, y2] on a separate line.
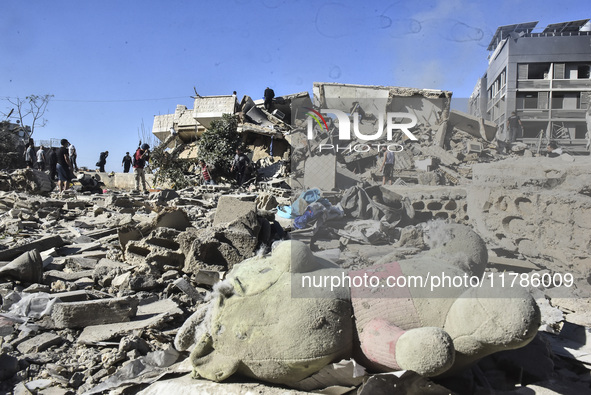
[1, 152, 591, 394]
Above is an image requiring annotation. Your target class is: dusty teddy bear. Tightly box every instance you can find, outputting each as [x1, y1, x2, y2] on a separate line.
[175, 223, 540, 386]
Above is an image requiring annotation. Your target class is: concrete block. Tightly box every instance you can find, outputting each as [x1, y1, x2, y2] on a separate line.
[154, 208, 191, 231]
[64, 201, 86, 210]
[52, 297, 138, 328]
[44, 269, 95, 283]
[448, 109, 497, 141]
[271, 109, 286, 120]
[16, 332, 63, 354]
[78, 299, 182, 344]
[304, 155, 337, 191]
[213, 197, 257, 226]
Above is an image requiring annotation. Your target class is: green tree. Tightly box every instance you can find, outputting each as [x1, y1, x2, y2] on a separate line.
[151, 114, 241, 190]
[196, 114, 241, 178]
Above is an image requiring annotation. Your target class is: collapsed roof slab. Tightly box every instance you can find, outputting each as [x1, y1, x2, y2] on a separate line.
[312, 82, 452, 131]
[313, 82, 390, 116]
[152, 105, 203, 146]
[152, 114, 175, 144]
[447, 110, 497, 141]
[193, 95, 237, 129]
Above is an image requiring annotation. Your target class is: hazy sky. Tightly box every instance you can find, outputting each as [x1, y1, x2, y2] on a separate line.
[2, 0, 589, 172]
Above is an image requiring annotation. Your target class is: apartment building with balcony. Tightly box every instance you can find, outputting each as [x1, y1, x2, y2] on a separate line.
[469, 19, 591, 151]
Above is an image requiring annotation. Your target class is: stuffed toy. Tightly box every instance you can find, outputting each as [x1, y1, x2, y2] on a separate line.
[175, 223, 540, 385]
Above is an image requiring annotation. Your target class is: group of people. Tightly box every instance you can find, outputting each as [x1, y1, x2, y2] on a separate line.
[24, 141, 78, 185]
[24, 135, 256, 192]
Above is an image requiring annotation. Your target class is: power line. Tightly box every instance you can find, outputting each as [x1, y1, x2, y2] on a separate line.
[53, 96, 190, 103]
[3, 96, 190, 103]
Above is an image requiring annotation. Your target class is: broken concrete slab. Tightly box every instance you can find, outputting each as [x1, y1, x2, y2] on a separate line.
[137, 374, 311, 395]
[92, 259, 132, 287]
[77, 299, 182, 344]
[419, 145, 460, 166]
[16, 332, 63, 354]
[51, 297, 139, 328]
[0, 235, 64, 261]
[44, 269, 95, 284]
[447, 109, 497, 141]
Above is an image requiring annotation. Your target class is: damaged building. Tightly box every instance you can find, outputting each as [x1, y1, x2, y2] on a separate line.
[469, 19, 591, 152]
[151, 92, 313, 167]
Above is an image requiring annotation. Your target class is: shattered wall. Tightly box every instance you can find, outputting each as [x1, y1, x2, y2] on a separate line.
[467, 157, 591, 277]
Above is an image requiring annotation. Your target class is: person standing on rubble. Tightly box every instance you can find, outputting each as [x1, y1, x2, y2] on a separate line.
[379, 146, 395, 185]
[36, 145, 46, 171]
[264, 87, 275, 112]
[122, 152, 132, 173]
[231, 147, 251, 187]
[97, 151, 108, 172]
[48, 147, 58, 180]
[199, 159, 215, 185]
[133, 144, 150, 193]
[495, 123, 511, 154]
[24, 142, 35, 169]
[68, 143, 78, 172]
[56, 139, 72, 193]
[506, 111, 523, 143]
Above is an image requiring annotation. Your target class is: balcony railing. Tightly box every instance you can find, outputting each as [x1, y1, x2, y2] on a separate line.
[550, 109, 587, 119]
[552, 79, 591, 89]
[517, 80, 551, 89]
[519, 109, 550, 120]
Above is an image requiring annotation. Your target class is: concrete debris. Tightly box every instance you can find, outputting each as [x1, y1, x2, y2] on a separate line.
[16, 332, 63, 354]
[51, 297, 139, 328]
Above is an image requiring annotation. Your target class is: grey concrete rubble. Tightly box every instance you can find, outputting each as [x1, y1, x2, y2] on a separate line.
[51, 297, 139, 328]
[1, 84, 591, 394]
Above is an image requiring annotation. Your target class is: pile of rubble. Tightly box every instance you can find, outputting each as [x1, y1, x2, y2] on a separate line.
[0, 175, 291, 394]
[0, 157, 591, 394]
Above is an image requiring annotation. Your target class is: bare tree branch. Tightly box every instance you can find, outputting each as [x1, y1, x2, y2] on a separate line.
[2, 94, 53, 137]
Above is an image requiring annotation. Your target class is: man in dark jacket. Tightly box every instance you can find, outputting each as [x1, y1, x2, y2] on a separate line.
[48, 148, 58, 180]
[264, 87, 275, 112]
[97, 151, 108, 172]
[231, 147, 251, 187]
[122, 152, 132, 173]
